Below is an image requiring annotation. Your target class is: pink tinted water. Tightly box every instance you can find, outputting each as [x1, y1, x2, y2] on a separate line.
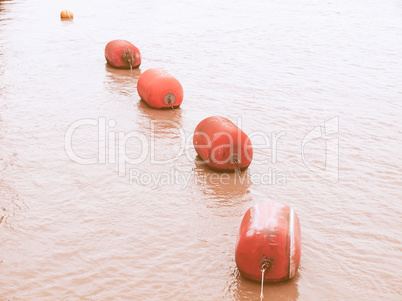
[0, 0, 401, 300]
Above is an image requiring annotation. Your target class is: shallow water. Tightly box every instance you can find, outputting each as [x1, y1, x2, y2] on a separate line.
[0, 0, 401, 300]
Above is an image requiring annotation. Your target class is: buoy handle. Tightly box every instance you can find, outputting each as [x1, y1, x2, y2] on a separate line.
[260, 258, 271, 300]
[261, 259, 271, 271]
[163, 93, 176, 105]
[122, 48, 135, 66]
[231, 154, 239, 164]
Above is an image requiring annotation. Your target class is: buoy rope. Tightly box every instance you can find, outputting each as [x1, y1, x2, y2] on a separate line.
[232, 154, 242, 180]
[128, 54, 133, 74]
[260, 267, 266, 300]
[260, 260, 271, 300]
[65, 17, 140, 80]
[65, 15, 138, 78]
[64, 11, 104, 45]
[171, 105, 180, 120]
[122, 48, 135, 74]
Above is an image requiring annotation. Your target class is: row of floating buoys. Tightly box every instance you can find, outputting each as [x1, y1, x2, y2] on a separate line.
[60, 9, 301, 295]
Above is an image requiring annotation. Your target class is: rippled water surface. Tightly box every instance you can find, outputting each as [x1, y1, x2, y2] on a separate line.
[0, 0, 401, 300]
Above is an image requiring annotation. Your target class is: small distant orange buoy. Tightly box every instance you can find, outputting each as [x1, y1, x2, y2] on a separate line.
[105, 40, 141, 69]
[235, 202, 301, 282]
[193, 116, 253, 172]
[137, 68, 183, 109]
[60, 10, 73, 20]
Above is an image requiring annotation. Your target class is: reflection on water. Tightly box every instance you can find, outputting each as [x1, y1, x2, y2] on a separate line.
[137, 100, 183, 124]
[0, 182, 27, 230]
[0, 0, 26, 229]
[193, 156, 251, 201]
[226, 268, 300, 301]
[104, 64, 141, 97]
[136, 101, 184, 144]
[0, 146, 27, 230]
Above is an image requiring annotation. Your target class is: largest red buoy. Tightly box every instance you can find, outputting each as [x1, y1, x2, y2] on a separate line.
[193, 116, 253, 172]
[105, 40, 141, 69]
[235, 202, 301, 282]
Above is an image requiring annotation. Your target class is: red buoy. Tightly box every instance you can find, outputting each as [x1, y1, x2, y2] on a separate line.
[60, 10, 73, 20]
[235, 202, 301, 282]
[193, 116, 253, 172]
[137, 68, 183, 109]
[105, 40, 141, 69]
